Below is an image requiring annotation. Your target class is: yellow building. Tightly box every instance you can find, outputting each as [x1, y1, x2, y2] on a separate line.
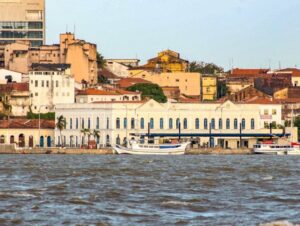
[202, 76, 218, 101]
[130, 50, 189, 75]
[130, 70, 201, 97]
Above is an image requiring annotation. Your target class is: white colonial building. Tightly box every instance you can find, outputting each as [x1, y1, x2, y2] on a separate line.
[29, 64, 75, 113]
[54, 99, 290, 149]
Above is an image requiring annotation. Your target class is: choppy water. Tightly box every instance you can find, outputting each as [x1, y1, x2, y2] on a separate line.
[0, 155, 300, 225]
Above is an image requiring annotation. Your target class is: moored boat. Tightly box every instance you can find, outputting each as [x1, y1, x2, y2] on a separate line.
[253, 143, 300, 155]
[113, 141, 190, 155]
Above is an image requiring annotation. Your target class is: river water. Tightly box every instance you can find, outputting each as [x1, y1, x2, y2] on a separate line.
[0, 155, 299, 226]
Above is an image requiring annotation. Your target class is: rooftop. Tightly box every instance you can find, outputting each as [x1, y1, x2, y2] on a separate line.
[30, 63, 71, 72]
[0, 119, 55, 129]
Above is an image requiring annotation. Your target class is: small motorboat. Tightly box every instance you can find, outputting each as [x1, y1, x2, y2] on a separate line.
[113, 141, 190, 155]
[253, 143, 300, 155]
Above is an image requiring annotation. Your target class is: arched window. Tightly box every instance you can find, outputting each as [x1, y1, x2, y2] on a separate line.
[88, 118, 91, 129]
[116, 118, 120, 129]
[176, 118, 180, 129]
[131, 118, 135, 129]
[0, 135, 4, 144]
[211, 119, 215, 129]
[234, 119, 238, 129]
[124, 118, 127, 129]
[183, 118, 188, 129]
[96, 117, 100, 129]
[70, 118, 73, 129]
[140, 118, 145, 129]
[251, 118, 255, 130]
[219, 119, 223, 129]
[76, 118, 78, 129]
[106, 118, 109, 129]
[226, 119, 230, 129]
[150, 118, 154, 129]
[204, 118, 208, 130]
[81, 118, 84, 129]
[169, 118, 173, 129]
[242, 118, 246, 130]
[195, 118, 200, 129]
[160, 118, 164, 129]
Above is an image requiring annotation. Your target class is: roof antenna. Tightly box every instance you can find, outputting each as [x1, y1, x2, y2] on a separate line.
[74, 24, 76, 35]
[66, 24, 68, 33]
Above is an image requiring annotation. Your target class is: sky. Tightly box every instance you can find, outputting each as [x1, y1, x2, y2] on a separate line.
[46, 0, 300, 70]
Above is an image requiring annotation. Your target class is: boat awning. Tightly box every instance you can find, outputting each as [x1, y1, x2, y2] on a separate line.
[130, 133, 290, 138]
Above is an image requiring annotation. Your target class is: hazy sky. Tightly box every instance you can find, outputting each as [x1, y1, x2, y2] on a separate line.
[46, 0, 300, 70]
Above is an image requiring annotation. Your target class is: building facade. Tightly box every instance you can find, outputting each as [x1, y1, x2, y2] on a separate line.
[201, 75, 218, 101]
[0, 0, 45, 47]
[29, 64, 75, 113]
[55, 99, 287, 149]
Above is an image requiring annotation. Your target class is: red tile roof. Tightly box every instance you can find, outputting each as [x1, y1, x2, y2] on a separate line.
[0, 83, 29, 92]
[77, 88, 140, 96]
[117, 78, 151, 89]
[276, 68, 300, 77]
[0, 119, 55, 129]
[231, 68, 269, 76]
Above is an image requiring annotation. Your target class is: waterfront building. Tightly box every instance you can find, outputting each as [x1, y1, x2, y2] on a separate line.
[274, 68, 300, 87]
[222, 86, 272, 102]
[0, 0, 45, 47]
[29, 63, 75, 114]
[76, 88, 141, 103]
[54, 99, 290, 149]
[274, 87, 300, 99]
[0, 119, 54, 148]
[0, 83, 30, 117]
[3, 33, 98, 84]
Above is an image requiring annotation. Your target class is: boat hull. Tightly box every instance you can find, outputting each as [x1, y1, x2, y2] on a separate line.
[113, 143, 188, 155]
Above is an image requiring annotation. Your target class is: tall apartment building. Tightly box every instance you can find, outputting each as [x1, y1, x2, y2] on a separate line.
[0, 0, 45, 47]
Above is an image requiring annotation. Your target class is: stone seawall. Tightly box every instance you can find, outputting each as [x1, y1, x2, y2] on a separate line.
[0, 148, 114, 155]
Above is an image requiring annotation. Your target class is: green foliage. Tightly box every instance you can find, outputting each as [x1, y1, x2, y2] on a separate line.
[27, 111, 55, 120]
[97, 52, 106, 69]
[189, 61, 224, 74]
[127, 83, 167, 103]
[217, 81, 227, 98]
[295, 117, 300, 135]
[56, 115, 67, 131]
[98, 75, 109, 84]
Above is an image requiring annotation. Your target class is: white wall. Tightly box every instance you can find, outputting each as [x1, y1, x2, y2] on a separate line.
[0, 69, 22, 84]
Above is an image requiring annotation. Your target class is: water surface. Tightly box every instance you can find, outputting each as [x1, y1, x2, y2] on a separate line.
[0, 155, 299, 225]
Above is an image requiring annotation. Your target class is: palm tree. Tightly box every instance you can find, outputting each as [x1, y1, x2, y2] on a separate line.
[80, 128, 90, 146]
[56, 115, 66, 147]
[93, 129, 100, 146]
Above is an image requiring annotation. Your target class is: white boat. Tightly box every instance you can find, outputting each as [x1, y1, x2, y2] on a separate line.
[253, 143, 300, 155]
[113, 141, 190, 155]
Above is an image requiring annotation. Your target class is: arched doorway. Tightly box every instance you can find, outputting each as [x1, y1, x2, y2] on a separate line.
[19, 134, 25, 147]
[47, 136, 51, 147]
[0, 135, 5, 144]
[10, 135, 14, 144]
[40, 136, 44, 148]
[29, 136, 33, 148]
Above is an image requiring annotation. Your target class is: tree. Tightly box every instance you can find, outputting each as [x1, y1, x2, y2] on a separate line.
[127, 83, 167, 103]
[189, 61, 224, 74]
[56, 115, 66, 147]
[97, 52, 106, 69]
[80, 128, 90, 146]
[93, 129, 100, 144]
[294, 116, 300, 136]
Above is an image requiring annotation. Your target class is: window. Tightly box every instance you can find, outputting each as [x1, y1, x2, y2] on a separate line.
[242, 118, 246, 130]
[76, 118, 78, 129]
[264, 109, 268, 115]
[96, 117, 100, 129]
[107, 118, 109, 129]
[219, 119, 223, 129]
[195, 118, 200, 129]
[176, 118, 180, 129]
[234, 119, 238, 129]
[226, 119, 230, 129]
[124, 118, 127, 129]
[81, 119, 84, 129]
[160, 118, 164, 129]
[88, 118, 91, 129]
[140, 118, 145, 129]
[56, 81, 59, 87]
[251, 118, 255, 130]
[131, 118, 135, 129]
[116, 118, 120, 129]
[41, 80, 44, 87]
[150, 118, 154, 129]
[204, 118, 208, 130]
[35, 80, 38, 87]
[46, 81, 49, 87]
[211, 119, 215, 129]
[35, 92, 38, 96]
[183, 118, 188, 129]
[272, 109, 277, 115]
[169, 118, 173, 129]
[70, 118, 72, 129]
